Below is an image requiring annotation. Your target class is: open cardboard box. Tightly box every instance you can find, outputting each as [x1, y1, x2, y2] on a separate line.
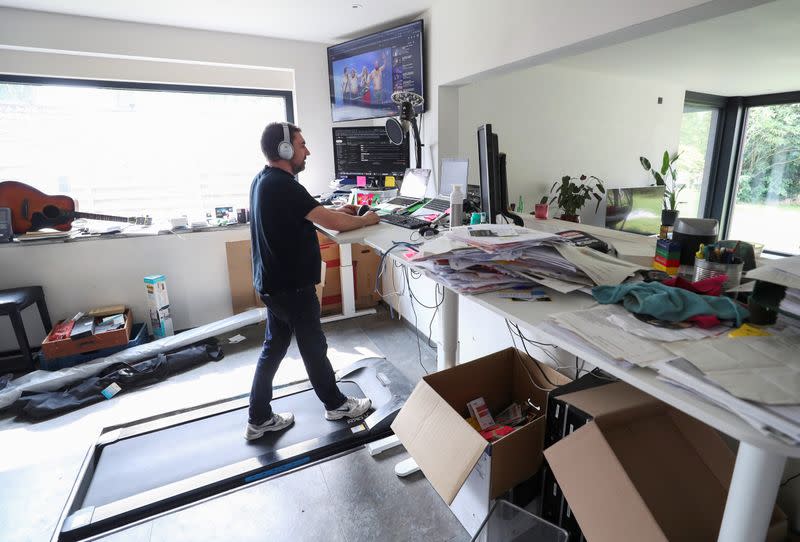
[391, 347, 571, 535]
[544, 382, 787, 542]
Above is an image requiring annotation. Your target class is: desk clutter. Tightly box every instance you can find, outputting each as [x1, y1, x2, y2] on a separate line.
[395, 220, 800, 446]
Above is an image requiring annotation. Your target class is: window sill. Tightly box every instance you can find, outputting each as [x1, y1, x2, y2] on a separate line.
[0, 223, 250, 248]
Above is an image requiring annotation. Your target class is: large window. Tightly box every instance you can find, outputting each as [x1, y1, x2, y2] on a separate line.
[728, 102, 800, 255]
[0, 76, 292, 224]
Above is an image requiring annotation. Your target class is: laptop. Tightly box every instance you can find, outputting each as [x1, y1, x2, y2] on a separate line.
[376, 168, 432, 212]
[410, 158, 469, 221]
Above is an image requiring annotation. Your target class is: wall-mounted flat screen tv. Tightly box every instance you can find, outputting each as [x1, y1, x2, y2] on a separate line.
[327, 20, 424, 123]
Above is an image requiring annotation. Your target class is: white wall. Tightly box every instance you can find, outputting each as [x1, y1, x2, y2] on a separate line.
[457, 63, 685, 225]
[0, 228, 250, 349]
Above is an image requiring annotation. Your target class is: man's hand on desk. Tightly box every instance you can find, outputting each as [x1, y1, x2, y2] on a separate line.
[307, 205, 378, 232]
[360, 211, 379, 226]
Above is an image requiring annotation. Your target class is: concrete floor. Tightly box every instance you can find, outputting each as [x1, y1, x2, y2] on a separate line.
[0, 305, 468, 542]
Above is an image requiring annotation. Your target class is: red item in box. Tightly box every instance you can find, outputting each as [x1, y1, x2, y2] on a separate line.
[480, 425, 515, 441]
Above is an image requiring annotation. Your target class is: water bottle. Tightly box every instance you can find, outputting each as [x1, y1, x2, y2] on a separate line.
[450, 184, 464, 230]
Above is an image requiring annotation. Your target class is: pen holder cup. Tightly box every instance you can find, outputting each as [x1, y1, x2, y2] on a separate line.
[693, 258, 743, 293]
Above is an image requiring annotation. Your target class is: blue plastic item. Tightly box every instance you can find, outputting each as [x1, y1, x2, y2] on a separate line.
[37, 323, 150, 371]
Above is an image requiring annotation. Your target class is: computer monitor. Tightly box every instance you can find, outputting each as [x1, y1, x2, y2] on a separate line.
[439, 158, 468, 196]
[604, 186, 666, 235]
[327, 20, 425, 122]
[332, 127, 409, 185]
[477, 124, 523, 225]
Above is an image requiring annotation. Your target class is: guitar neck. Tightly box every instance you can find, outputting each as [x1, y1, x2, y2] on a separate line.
[72, 211, 133, 223]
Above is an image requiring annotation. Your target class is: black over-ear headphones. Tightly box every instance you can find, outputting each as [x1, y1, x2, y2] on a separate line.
[418, 223, 439, 239]
[277, 123, 294, 160]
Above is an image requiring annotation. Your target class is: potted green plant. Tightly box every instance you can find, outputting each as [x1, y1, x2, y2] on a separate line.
[549, 175, 605, 222]
[640, 150, 684, 226]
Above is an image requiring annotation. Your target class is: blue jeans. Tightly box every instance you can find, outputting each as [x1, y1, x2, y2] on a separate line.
[248, 286, 347, 424]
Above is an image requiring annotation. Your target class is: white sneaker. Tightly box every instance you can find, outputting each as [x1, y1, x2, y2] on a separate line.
[325, 396, 372, 420]
[244, 412, 294, 440]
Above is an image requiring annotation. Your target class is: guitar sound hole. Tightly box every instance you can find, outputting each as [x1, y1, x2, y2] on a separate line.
[42, 205, 61, 219]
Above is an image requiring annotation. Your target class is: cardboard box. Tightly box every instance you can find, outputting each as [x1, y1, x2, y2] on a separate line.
[544, 382, 787, 542]
[391, 347, 571, 535]
[225, 240, 325, 314]
[352, 243, 382, 309]
[321, 265, 342, 315]
[144, 274, 174, 338]
[41, 309, 133, 359]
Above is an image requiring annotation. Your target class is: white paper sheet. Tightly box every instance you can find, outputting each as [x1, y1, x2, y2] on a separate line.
[665, 335, 800, 404]
[553, 243, 646, 286]
[552, 305, 676, 366]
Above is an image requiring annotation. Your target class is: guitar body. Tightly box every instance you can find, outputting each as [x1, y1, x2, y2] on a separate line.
[0, 181, 77, 233]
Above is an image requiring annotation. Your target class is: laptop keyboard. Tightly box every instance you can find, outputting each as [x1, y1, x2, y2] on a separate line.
[424, 198, 450, 212]
[386, 196, 419, 207]
[380, 213, 429, 229]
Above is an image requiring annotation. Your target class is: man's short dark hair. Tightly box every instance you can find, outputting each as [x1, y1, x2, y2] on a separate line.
[261, 122, 301, 161]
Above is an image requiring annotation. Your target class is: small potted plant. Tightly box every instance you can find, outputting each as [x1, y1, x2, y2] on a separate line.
[548, 175, 605, 222]
[533, 196, 549, 219]
[640, 150, 684, 226]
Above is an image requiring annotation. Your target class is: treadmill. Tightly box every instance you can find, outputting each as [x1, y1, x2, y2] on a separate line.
[53, 358, 413, 541]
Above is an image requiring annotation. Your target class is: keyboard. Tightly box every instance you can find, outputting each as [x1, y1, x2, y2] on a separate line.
[380, 213, 429, 229]
[423, 198, 450, 213]
[385, 196, 420, 207]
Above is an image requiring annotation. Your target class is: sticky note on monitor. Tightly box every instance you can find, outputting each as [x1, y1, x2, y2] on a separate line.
[356, 175, 367, 187]
[385, 176, 396, 187]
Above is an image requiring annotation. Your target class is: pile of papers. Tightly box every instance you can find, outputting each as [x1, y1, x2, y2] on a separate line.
[408, 224, 645, 295]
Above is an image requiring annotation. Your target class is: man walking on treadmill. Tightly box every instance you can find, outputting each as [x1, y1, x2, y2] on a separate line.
[245, 122, 380, 440]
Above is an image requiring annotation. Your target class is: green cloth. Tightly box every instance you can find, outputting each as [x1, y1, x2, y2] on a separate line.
[592, 281, 749, 327]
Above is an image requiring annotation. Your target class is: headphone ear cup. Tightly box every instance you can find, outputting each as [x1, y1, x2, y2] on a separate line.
[277, 141, 294, 160]
[277, 123, 294, 160]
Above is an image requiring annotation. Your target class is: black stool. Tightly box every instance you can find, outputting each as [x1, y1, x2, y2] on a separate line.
[0, 286, 53, 370]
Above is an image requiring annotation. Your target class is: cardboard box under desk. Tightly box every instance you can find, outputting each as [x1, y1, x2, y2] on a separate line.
[41, 309, 132, 359]
[391, 347, 571, 535]
[543, 382, 787, 542]
[225, 240, 325, 314]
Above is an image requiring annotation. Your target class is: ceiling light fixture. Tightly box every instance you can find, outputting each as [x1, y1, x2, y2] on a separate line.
[351, 3, 363, 8]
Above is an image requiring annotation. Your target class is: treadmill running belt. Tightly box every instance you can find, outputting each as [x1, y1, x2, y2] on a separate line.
[82, 381, 365, 509]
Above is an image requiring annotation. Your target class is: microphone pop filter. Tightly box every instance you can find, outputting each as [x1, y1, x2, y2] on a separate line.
[385, 117, 405, 145]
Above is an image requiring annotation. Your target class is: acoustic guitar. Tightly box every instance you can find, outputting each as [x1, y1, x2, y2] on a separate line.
[0, 180, 152, 234]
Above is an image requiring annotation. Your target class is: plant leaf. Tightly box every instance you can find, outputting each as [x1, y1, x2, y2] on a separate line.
[640, 157, 651, 171]
[652, 171, 664, 185]
[562, 175, 571, 182]
[661, 150, 670, 175]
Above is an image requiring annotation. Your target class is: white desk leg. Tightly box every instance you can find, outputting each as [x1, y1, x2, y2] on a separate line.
[321, 242, 376, 323]
[717, 442, 785, 542]
[437, 287, 459, 371]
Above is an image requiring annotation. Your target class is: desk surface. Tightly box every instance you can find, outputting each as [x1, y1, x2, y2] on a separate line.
[317, 220, 800, 457]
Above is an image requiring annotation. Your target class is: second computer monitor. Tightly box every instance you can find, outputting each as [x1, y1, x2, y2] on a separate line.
[333, 126, 409, 185]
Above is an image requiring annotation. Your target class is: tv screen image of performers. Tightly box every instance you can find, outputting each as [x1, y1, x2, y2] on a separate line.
[327, 20, 424, 122]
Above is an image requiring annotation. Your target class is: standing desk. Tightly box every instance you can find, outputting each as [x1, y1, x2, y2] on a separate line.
[318, 220, 799, 542]
[318, 234, 377, 324]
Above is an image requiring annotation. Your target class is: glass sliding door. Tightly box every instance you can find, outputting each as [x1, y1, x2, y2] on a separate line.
[677, 102, 720, 219]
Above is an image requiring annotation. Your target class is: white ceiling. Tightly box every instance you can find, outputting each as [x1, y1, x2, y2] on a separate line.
[556, 0, 800, 96]
[0, 0, 434, 43]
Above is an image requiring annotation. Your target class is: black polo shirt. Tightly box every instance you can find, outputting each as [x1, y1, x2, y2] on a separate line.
[250, 166, 322, 295]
